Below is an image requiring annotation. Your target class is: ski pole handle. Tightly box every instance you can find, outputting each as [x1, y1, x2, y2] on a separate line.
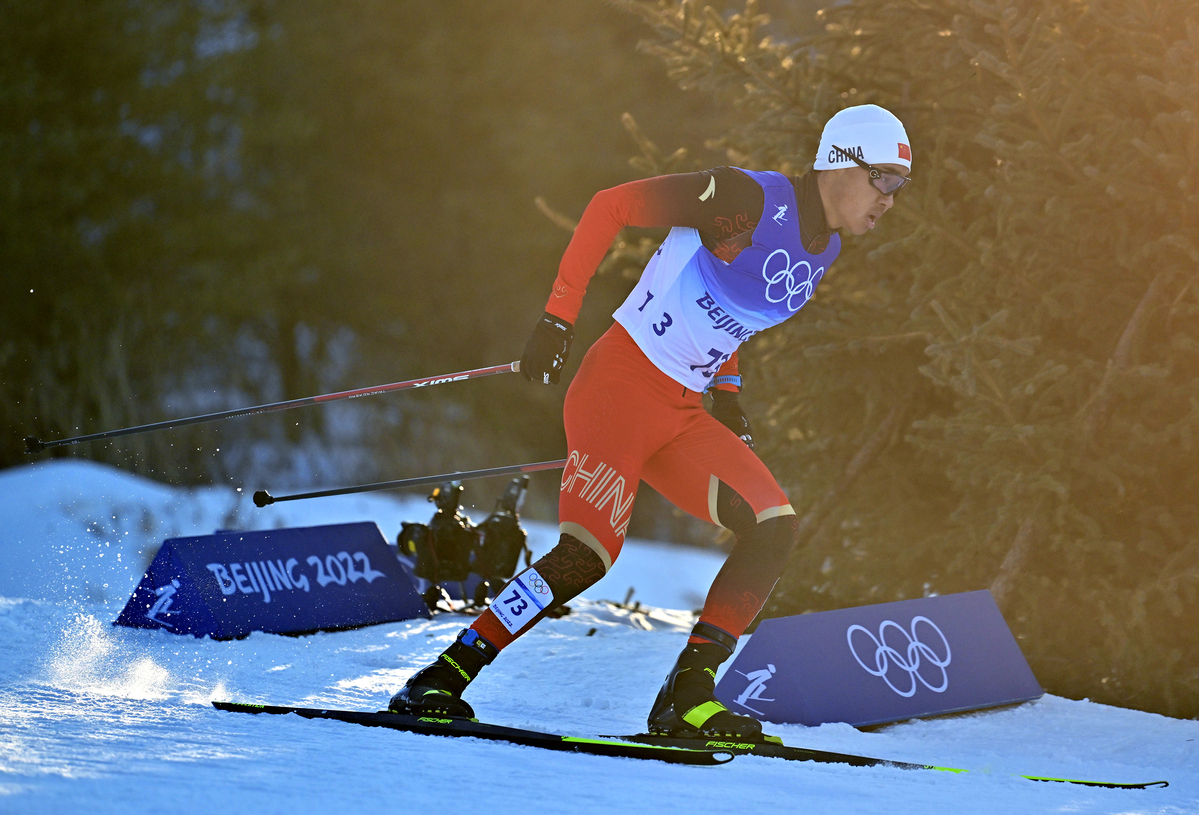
[252, 458, 567, 507]
[25, 361, 522, 453]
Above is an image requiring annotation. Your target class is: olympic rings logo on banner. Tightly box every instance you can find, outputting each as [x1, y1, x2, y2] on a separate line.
[762, 249, 824, 312]
[846, 617, 952, 698]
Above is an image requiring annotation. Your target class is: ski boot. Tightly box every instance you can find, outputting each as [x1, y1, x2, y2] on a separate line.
[388, 628, 498, 718]
[647, 641, 764, 741]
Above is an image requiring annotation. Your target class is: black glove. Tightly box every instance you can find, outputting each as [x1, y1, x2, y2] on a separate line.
[710, 389, 754, 450]
[520, 312, 574, 385]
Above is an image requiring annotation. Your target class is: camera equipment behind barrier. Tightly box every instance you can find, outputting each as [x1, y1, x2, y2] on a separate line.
[472, 476, 532, 605]
[397, 477, 531, 610]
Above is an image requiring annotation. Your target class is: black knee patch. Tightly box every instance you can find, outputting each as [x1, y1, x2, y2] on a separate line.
[749, 513, 800, 563]
[531, 534, 606, 605]
[714, 481, 758, 538]
[714, 480, 797, 560]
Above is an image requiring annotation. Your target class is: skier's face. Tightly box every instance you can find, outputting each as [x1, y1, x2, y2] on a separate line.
[819, 163, 909, 236]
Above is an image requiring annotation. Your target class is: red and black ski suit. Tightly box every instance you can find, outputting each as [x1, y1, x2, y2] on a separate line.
[472, 167, 838, 654]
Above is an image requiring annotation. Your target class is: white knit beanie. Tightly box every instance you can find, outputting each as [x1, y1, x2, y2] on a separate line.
[813, 104, 911, 171]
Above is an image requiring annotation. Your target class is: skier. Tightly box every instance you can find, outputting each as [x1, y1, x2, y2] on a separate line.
[390, 105, 913, 740]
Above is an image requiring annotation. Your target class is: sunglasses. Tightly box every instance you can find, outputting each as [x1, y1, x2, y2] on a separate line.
[831, 145, 911, 196]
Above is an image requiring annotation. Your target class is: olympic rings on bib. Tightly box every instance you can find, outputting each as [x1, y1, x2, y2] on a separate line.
[762, 249, 825, 313]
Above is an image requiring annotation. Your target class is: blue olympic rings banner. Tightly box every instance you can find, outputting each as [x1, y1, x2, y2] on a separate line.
[714, 590, 1042, 727]
[114, 522, 429, 639]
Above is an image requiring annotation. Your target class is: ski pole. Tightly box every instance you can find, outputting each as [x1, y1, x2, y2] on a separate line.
[25, 361, 522, 454]
[252, 458, 568, 507]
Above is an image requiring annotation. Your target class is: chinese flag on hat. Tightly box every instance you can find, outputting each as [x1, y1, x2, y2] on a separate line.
[898, 143, 912, 161]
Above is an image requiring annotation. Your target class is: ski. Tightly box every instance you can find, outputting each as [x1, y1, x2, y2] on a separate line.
[211, 701, 731, 766]
[611, 733, 1168, 789]
[211, 701, 1166, 787]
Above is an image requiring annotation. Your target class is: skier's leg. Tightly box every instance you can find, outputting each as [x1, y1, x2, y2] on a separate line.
[390, 324, 682, 715]
[388, 533, 605, 717]
[468, 533, 606, 650]
[684, 480, 797, 646]
[640, 410, 796, 738]
[469, 324, 684, 650]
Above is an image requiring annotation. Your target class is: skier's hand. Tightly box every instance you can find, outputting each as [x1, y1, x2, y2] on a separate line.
[710, 390, 754, 450]
[520, 312, 574, 385]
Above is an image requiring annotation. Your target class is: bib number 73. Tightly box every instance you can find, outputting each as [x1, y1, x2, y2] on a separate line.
[488, 567, 554, 635]
[502, 588, 529, 616]
[689, 348, 732, 379]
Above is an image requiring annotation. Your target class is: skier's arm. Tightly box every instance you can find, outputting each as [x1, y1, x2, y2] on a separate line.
[521, 168, 762, 385]
[544, 168, 764, 323]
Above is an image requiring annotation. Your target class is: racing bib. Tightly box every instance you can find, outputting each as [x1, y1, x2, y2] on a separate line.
[488, 567, 554, 635]
[613, 170, 839, 391]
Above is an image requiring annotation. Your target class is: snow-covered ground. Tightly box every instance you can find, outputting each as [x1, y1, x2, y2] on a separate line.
[1, 460, 1197, 814]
